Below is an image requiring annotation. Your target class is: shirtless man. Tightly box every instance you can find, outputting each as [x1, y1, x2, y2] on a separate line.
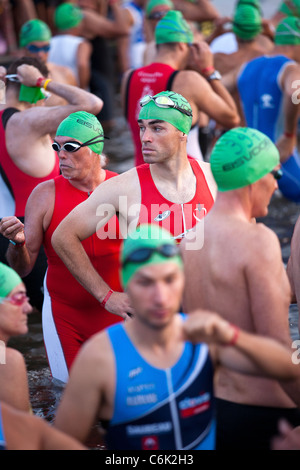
[0, 57, 102, 310]
[121, 10, 239, 166]
[52, 91, 217, 316]
[181, 126, 300, 450]
[54, 223, 300, 450]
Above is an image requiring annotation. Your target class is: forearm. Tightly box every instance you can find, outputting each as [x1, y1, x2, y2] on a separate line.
[52, 231, 111, 303]
[172, 0, 219, 22]
[6, 244, 35, 278]
[233, 330, 298, 381]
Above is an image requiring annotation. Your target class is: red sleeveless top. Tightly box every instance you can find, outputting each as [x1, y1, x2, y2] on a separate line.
[125, 63, 178, 167]
[0, 109, 60, 217]
[43, 174, 123, 329]
[136, 158, 214, 240]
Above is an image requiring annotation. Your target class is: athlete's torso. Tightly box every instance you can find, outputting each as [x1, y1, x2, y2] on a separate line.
[105, 315, 216, 450]
[49, 35, 85, 83]
[136, 158, 214, 240]
[237, 55, 294, 141]
[0, 109, 60, 217]
[43, 174, 122, 311]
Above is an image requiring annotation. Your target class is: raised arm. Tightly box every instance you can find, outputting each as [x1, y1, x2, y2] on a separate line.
[81, 0, 130, 39]
[178, 41, 240, 128]
[172, 0, 220, 23]
[12, 64, 103, 137]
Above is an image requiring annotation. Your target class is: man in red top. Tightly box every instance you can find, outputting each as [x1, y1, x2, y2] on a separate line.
[121, 10, 239, 166]
[52, 91, 217, 313]
[0, 56, 103, 311]
[0, 112, 128, 383]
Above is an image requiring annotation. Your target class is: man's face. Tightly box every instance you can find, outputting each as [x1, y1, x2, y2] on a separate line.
[138, 119, 184, 164]
[53, 136, 99, 181]
[126, 262, 184, 330]
[251, 165, 281, 217]
[24, 41, 50, 65]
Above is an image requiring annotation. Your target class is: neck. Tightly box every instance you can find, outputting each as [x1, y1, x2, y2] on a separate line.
[150, 152, 192, 186]
[213, 189, 254, 222]
[68, 166, 106, 193]
[271, 45, 295, 60]
[154, 49, 182, 70]
[5, 90, 29, 111]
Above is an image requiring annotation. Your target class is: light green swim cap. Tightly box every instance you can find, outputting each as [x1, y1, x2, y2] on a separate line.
[146, 0, 174, 16]
[0, 263, 23, 299]
[56, 111, 105, 154]
[19, 19, 51, 48]
[233, 5, 262, 40]
[54, 2, 83, 31]
[210, 127, 280, 192]
[121, 224, 183, 289]
[275, 16, 300, 45]
[155, 10, 193, 45]
[138, 90, 192, 135]
[279, 0, 300, 17]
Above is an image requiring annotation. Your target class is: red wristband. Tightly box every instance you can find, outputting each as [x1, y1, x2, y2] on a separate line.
[201, 66, 215, 75]
[284, 132, 295, 138]
[226, 324, 240, 346]
[35, 77, 45, 88]
[100, 289, 113, 308]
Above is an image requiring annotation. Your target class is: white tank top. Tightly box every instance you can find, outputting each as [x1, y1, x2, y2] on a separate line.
[49, 35, 85, 82]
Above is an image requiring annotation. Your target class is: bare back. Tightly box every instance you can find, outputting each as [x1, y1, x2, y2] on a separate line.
[182, 210, 295, 408]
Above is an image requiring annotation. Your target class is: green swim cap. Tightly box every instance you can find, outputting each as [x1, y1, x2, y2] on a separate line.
[0, 263, 22, 299]
[146, 0, 174, 16]
[19, 19, 51, 48]
[138, 91, 192, 135]
[56, 111, 105, 154]
[279, 0, 300, 17]
[54, 2, 83, 31]
[155, 10, 193, 45]
[121, 224, 183, 289]
[275, 16, 300, 45]
[210, 127, 280, 191]
[233, 5, 262, 40]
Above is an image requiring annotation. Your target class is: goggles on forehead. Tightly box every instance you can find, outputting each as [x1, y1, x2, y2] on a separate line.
[52, 135, 108, 153]
[140, 94, 193, 117]
[0, 292, 29, 306]
[122, 243, 180, 267]
[26, 44, 51, 53]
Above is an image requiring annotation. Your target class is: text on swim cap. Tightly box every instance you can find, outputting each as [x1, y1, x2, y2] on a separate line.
[222, 138, 271, 171]
[76, 118, 102, 134]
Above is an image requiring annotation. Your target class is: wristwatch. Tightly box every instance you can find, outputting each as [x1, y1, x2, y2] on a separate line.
[207, 70, 222, 81]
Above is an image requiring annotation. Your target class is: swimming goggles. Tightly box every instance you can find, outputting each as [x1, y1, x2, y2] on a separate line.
[147, 10, 168, 20]
[52, 135, 107, 153]
[270, 169, 283, 180]
[0, 292, 29, 306]
[140, 94, 193, 117]
[122, 244, 180, 267]
[26, 44, 51, 53]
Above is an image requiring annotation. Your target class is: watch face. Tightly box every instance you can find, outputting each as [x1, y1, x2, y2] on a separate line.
[208, 70, 222, 80]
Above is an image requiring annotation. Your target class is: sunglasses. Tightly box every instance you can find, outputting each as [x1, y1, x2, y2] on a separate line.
[147, 10, 168, 20]
[123, 244, 180, 267]
[52, 135, 107, 153]
[270, 168, 283, 180]
[26, 44, 50, 53]
[0, 292, 29, 306]
[140, 94, 193, 118]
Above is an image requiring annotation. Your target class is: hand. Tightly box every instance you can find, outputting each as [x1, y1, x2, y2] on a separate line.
[271, 420, 300, 450]
[0, 216, 25, 244]
[16, 64, 44, 88]
[211, 16, 232, 38]
[104, 291, 134, 320]
[182, 311, 236, 345]
[0, 66, 7, 82]
[275, 134, 297, 163]
[189, 41, 214, 74]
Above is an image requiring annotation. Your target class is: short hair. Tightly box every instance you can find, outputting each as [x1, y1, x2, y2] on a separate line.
[6, 57, 49, 93]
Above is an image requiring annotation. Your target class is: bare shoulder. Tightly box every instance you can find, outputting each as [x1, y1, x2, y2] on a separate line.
[72, 330, 113, 375]
[246, 221, 282, 263]
[194, 160, 217, 198]
[26, 179, 55, 210]
[93, 166, 140, 203]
